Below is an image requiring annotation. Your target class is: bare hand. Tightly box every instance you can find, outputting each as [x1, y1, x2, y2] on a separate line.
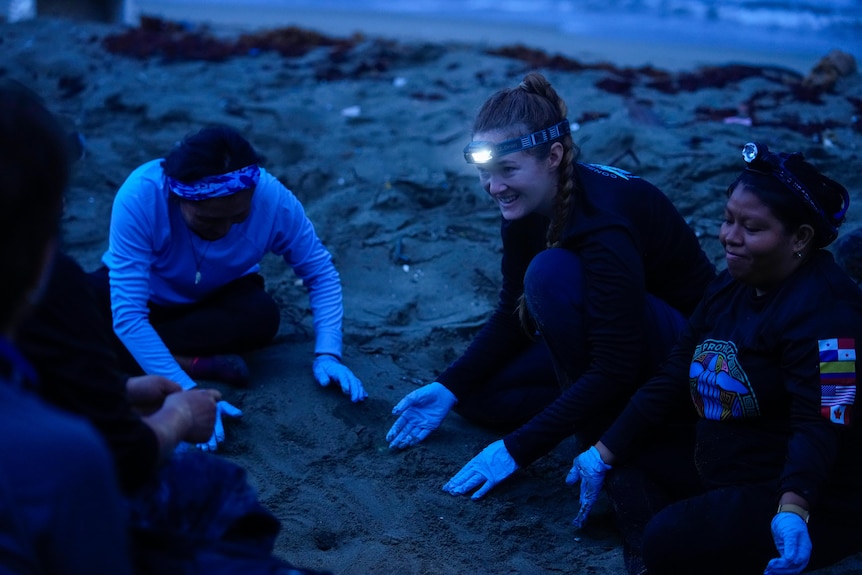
[126, 375, 183, 413]
[162, 388, 222, 444]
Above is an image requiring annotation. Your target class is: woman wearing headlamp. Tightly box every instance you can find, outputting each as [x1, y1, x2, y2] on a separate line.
[386, 71, 715, 498]
[566, 144, 862, 574]
[91, 125, 366, 441]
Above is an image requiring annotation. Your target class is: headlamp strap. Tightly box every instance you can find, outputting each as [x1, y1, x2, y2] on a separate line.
[522, 120, 570, 148]
[742, 142, 849, 240]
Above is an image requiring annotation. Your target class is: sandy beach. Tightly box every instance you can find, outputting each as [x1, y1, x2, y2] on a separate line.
[3, 6, 862, 574]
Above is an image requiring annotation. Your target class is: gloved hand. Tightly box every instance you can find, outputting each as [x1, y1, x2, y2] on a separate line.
[566, 446, 612, 529]
[196, 400, 243, 452]
[313, 354, 367, 402]
[442, 440, 518, 500]
[764, 512, 812, 575]
[386, 382, 457, 449]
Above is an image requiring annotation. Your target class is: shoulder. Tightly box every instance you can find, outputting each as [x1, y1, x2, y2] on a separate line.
[796, 251, 861, 297]
[122, 159, 165, 188]
[114, 159, 168, 207]
[578, 163, 639, 181]
[253, 168, 301, 208]
[797, 252, 862, 312]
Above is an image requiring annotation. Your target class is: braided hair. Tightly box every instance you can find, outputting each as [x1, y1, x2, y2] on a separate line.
[472, 72, 582, 247]
[472, 72, 583, 334]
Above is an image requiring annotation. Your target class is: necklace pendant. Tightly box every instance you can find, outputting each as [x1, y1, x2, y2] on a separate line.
[195, 270, 202, 285]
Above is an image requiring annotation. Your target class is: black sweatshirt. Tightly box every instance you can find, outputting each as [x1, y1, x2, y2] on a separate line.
[438, 162, 716, 466]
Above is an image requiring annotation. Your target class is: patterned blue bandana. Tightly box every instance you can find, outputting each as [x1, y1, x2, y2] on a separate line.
[167, 164, 260, 201]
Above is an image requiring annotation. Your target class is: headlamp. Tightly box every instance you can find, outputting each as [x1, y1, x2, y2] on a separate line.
[742, 141, 849, 243]
[463, 120, 571, 164]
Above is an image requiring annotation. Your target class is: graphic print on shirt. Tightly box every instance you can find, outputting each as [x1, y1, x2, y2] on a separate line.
[583, 164, 636, 181]
[819, 338, 857, 425]
[689, 339, 759, 420]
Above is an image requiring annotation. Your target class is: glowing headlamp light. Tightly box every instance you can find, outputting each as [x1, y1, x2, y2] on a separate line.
[742, 141, 849, 243]
[463, 120, 571, 164]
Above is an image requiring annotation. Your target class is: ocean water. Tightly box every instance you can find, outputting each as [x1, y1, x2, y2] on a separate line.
[168, 0, 862, 59]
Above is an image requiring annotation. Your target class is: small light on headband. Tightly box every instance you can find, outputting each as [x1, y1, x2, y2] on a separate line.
[742, 141, 850, 244]
[742, 142, 760, 164]
[464, 120, 571, 164]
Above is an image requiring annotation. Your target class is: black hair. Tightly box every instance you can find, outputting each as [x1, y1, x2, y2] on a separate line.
[727, 150, 849, 248]
[0, 80, 69, 329]
[161, 124, 262, 183]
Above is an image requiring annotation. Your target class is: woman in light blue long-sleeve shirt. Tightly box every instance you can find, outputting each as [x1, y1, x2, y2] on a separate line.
[92, 125, 366, 404]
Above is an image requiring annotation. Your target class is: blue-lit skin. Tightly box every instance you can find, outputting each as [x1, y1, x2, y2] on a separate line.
[473, 129, 563, 221]
[179, 187, 255, 241]
[720, 183, 814, 296]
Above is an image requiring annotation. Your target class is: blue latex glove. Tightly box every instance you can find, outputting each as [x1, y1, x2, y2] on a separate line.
[764, 512, 812, 575]
[196, 400, 243, 452]
[313, 354, 367, 402]
[387, 382, 457, 449]
[566, 446, 612, 529]
[442, 440, 518, 500]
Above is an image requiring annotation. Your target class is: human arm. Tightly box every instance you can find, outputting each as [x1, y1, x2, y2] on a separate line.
[386, 293, 530, 449]
[264, 177, 366, 400]
[390, 217, 541, 450]
[142, 386, 222, 460]
[127, 374, 223, 459]
[763, 303, 859, 573]
[434, 214, 546, 399]
[126, 374, 182, 414]
[104, 166, 198, 390]
[503, 228, 682, 466]
[15, 252, 163, 491]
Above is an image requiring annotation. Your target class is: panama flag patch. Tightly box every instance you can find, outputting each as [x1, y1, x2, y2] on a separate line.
[819, 338, 857, 425]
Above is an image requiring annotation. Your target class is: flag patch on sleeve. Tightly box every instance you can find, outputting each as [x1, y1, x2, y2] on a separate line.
[819, 338, 856, 425]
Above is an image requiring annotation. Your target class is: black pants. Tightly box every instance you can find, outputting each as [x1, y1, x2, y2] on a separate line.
[453, 339, 560, 432]
[606, 431, 862, 575]
[88, 267, 280, 373]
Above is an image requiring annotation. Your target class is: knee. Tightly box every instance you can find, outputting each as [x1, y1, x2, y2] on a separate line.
[255, 296, 280, 342]
[641, 511, 685, 573]
[234, 290, 280, 346]
[523, 248, 584, 324]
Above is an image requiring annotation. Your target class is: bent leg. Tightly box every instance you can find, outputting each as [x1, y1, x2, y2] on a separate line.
[453, 339, 559, 431]
[605, 425, 700, 574]
[151, 274, 280, 356]
[524, 248, 687, 384]
[88, 267, 280, 361]
[641, 482, 777, 575]
[523, 248, 589, 382]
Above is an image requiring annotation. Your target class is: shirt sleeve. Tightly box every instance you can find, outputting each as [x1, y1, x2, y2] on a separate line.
[435, 216, 541, 399]
[777, 323, 854, 507]
[267, 183, 344, 357]
[16, 252, 160, 492]
[599, 319, 702, 460]
[503, 226, 656, 465]
[105, 173, 197, 389]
